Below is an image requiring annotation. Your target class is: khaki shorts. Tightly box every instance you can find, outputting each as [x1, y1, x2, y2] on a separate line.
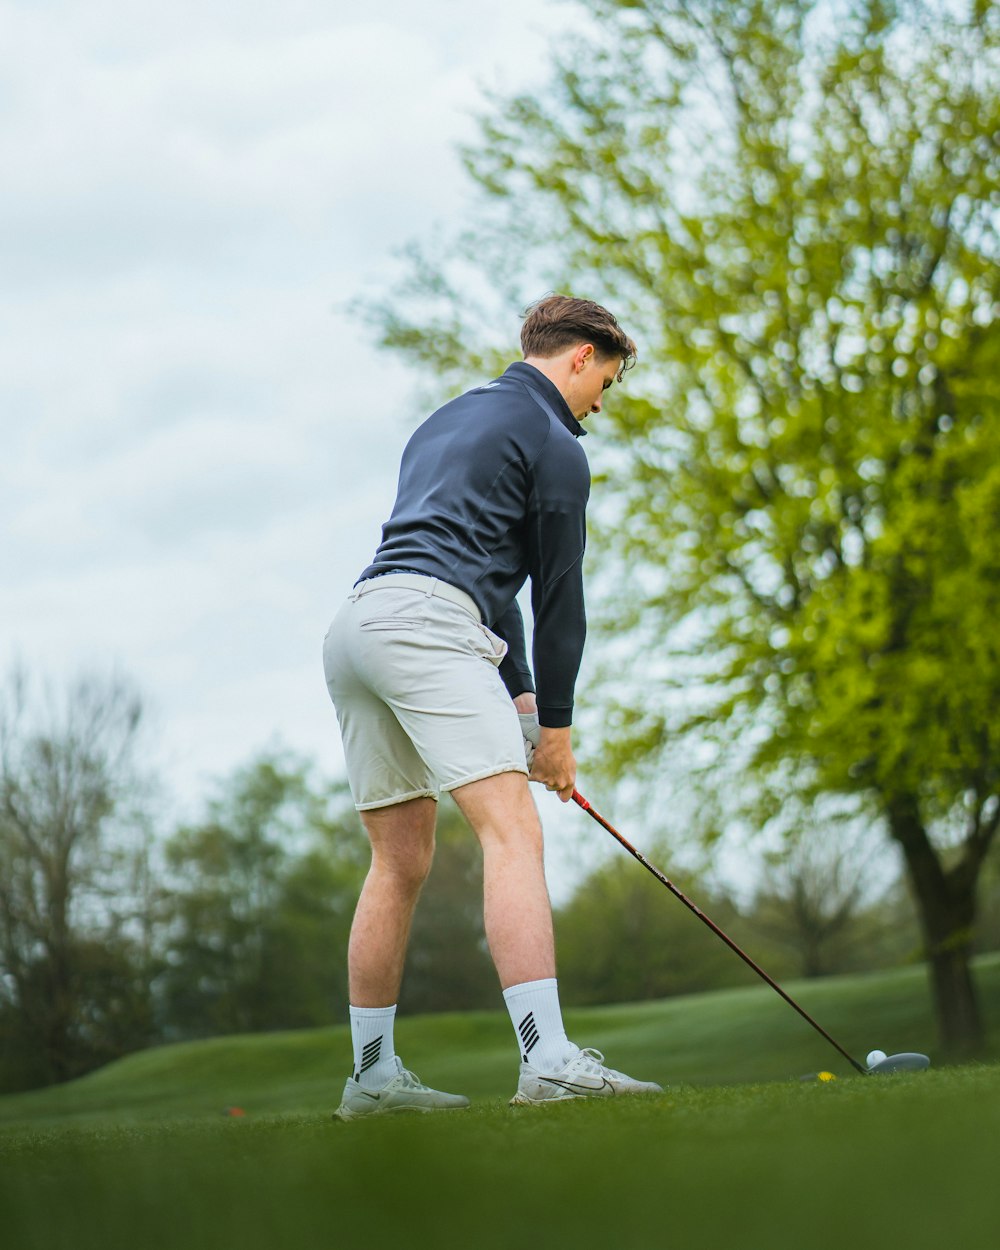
[323, 575, 528, 810]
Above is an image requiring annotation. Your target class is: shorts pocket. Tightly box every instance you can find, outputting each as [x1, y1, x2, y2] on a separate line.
[359, 618, 424, 631]
[472, 623, 508, 666]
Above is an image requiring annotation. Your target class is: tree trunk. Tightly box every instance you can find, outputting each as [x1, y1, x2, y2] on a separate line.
[886, 793, 984, 1059]
[926, 940, 982, 1059]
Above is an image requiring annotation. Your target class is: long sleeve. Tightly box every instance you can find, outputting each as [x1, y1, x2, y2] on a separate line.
[525, 433, 590, 727]
[492, 599, 535, 699]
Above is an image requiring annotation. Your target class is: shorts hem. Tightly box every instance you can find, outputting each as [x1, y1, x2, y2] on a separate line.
[356, 788, 439, 812]
[440, 763, 529, 793]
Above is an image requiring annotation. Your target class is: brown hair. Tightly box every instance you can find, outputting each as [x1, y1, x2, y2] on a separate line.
[520, 294, 637, 380]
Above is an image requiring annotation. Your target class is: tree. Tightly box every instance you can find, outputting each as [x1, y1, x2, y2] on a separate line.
[555, 848, 750, 1005]
[159, 754, 367, 1038]
[971, 843, 1000, 954]
[368, 1, 1000, 1054]
[0, 667, 156, 1089]
[398, 798, 498, 1014]
[744, 799, 918, 977]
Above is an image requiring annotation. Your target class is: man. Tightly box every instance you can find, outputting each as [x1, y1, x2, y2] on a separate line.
[323, 294, 661, 1118]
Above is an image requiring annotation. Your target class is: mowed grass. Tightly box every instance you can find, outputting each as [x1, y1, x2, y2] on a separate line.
[1, 954, 999, 1250]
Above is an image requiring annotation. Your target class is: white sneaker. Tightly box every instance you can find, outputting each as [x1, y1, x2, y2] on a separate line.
[510, 1047, 663, 1105]
[333, 1057, 470, 1121]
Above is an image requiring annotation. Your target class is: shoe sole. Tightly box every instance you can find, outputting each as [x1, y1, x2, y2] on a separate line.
[509, 1089, 595, 1106]
[509, 1087, 663, 1106]
[333, 1102, 470, 1122]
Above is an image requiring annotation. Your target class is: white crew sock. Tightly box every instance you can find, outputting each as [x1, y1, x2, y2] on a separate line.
[349, 1004, 399, 1089]
[502, 978, 576, 1072]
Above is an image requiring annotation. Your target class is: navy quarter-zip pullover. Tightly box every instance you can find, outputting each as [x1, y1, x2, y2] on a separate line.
[357, 362, 590, 728]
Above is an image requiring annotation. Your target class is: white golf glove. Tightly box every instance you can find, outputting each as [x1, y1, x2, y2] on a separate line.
[518, 711, 541, 768]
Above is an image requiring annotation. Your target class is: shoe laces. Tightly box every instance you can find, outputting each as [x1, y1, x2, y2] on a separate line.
[574, 1048, 626, 1080]
[574, 1047, 608, 1073]
[395, 1067, 432, 1092]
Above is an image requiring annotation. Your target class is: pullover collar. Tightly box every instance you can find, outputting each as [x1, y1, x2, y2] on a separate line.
[503, 361, 588, 438]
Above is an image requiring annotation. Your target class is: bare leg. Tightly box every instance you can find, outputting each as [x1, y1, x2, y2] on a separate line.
[450, 771, 555, 988]
[348, 796, 437, 1007]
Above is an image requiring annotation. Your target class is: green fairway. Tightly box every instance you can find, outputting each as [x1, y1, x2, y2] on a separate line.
[1, 955, 999, 1249]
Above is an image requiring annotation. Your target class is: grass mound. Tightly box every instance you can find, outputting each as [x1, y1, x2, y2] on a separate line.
[2, 953, 998, 1129]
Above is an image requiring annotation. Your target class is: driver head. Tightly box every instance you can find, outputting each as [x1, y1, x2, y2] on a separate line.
[866, 1052, 930, 1075]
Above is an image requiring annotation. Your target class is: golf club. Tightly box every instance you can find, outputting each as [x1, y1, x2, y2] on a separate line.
[571, 789, 930, 1078]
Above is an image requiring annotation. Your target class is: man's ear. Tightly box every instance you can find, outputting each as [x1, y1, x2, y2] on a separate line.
[573, 343, 595, 373]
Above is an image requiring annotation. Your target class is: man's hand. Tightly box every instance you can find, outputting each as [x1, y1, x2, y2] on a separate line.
[512, 692, 576, 801]
[528, 726, 576, 802]
[513, 692, 541, 767]
[518, 712, 541, 767]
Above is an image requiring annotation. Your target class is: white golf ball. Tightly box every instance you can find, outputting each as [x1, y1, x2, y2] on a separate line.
[866, 1049, 887, 1067]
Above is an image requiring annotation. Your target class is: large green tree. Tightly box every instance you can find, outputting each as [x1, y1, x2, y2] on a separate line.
[371, 0, 1000, 1054]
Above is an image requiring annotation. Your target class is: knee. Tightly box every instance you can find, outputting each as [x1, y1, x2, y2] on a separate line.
[478, 814, 544, 861]
[373, 834, 435, 894]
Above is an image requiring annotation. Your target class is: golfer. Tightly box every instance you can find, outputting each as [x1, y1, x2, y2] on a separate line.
[323, 295, 662, 1117]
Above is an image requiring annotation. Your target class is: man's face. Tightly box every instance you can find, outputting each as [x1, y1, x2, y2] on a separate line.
[567, 347, 620, 420]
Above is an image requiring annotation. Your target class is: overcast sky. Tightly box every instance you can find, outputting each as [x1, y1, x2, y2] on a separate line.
[1, 0, 622, 882]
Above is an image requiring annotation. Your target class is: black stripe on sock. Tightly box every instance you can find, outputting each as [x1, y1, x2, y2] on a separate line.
[360, 1035, 382, 1073]
[518, 1012, 539, 1056]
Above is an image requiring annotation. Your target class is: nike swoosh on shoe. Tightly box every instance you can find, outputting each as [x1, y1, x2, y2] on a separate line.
[539, 1076, 614, 1095]
[359, 1090, 381, 1101]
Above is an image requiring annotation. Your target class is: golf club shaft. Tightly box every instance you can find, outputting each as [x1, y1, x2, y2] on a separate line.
[571, 790, 869, 1076]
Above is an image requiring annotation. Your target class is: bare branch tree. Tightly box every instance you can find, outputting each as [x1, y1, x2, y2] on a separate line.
[0, 665, 154, 1088]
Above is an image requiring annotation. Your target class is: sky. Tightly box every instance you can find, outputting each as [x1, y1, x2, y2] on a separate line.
[0, 0, 620, 884]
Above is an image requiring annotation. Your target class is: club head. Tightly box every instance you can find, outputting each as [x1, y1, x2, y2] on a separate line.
[865, 1051, 930, 1075]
